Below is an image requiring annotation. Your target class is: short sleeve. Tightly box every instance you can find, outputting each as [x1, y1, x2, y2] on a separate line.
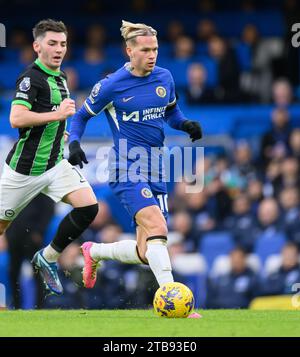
[84, 77, 113, 116]
[12, 71, 41, 110]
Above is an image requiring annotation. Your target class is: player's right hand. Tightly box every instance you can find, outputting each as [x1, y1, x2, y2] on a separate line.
[58, 98, 76, 120]
[68, 140, 88, 169]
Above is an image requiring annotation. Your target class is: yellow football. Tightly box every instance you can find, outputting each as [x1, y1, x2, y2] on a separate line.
[153, 282, 195, 318]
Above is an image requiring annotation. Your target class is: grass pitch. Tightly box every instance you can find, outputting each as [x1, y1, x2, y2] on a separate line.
[0, 309, 299, 337]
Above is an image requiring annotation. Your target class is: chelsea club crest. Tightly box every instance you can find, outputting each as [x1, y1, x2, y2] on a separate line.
[156, 86, 166, 98]
[141, 188, 153, 198]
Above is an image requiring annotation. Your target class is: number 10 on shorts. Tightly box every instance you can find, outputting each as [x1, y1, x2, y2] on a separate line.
[157, 194, 168, 213]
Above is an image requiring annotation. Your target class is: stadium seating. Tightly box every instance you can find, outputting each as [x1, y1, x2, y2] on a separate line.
[182, 273, 207, 309]
[200, 231, 235, 269]
[264, 254, 282, 276]
[171, 253, 207, 308]
[0, 63, 25, 90]
[71, 61, 107, 89]
[211, 254, 261, 277]
[19, 261, 36, 309]
[0, 251, 10, 307]
[1, 1, 299, 311]
[254, 233, 287, 266]
[233, 42, 252, 72]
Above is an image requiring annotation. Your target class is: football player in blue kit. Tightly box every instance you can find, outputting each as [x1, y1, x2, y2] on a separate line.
[68, 20, 202, 290]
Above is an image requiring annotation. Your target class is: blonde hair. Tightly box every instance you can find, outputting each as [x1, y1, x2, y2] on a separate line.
[120, 20, 157, 43]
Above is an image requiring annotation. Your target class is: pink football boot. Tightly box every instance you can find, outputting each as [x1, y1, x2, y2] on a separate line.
[81, 242, 100, 288]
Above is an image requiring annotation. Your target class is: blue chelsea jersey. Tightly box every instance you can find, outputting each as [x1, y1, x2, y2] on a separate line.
[84, 64, 176, 153]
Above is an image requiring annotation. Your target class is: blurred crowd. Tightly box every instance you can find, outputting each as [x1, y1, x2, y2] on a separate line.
[1, 0, 300, 107]
[2, 105, 300, 309]
[1, 0, 300, 310]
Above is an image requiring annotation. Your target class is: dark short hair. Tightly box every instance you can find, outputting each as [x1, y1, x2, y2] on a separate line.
[33, 19, 67, 40]
[230, 246, 247, 256]
[283, 242, 299, 253]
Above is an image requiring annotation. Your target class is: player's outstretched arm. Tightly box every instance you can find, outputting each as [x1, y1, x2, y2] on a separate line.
[10, 98, 75, 128]
[165, 103, 203, 142]
[68, 104, 92, 168]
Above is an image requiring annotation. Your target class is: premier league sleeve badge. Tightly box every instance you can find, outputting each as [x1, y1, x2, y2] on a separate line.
[19, 77, 31, 92]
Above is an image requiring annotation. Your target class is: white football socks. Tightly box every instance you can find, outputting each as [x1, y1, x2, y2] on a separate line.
[90, 240, 143, 264]
[145, 242, 174, 286]
[42, 245, 61, 263]
[89, 239, 174, 286]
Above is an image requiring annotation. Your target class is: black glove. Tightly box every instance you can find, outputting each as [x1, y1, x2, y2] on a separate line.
[182, 120, 202, 142]
[68, 141, 88, 169]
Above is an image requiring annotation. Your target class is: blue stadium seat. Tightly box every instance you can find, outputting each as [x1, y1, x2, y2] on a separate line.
[0, 251, 10, 307]
[182, 273, 206, 309]
[2, 49, 21, 61]
[291, 116, 300, 128]
[162, 59, 192, 89]
[254, 232, 287, 266]
[20, 261, 36, 309]
[200, 231, 235, 269]
[234, 42, 252, 72]
[43, 215, 64, 245]
[232, 116, 271, 138]
[0, 63, 25, 90]
[157, 43, 172, 58]
[0, 99, 17, 137]
[196, 43, 209, 57]
[72, 61, 107, 89]
[159, 56, 218, 89]
[198, 56, 218, 88]
[105, 44, 124, 58]
[71, 46, 85, 60]
[210, 10, 284, 38]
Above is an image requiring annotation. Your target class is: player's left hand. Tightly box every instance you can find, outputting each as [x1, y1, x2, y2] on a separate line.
[182, 120, 202, 142]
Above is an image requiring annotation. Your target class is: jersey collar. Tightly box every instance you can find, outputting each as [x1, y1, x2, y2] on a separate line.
[34, 58, 61, 77]
[124, 62, 153, 77]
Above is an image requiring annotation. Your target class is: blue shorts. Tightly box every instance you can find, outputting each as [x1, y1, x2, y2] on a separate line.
[109, 180, 168, 226]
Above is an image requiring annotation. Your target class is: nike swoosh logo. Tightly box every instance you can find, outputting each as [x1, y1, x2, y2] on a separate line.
[123, 96, 135, 102]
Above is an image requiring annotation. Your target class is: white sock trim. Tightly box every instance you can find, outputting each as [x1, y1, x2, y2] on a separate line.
[42, 245, 60, 263]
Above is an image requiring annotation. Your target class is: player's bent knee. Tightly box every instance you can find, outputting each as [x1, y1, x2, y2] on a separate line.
[158, 222, 168, 237]
[146, 220, 168, 237]
[140, 214, 168, 236]
[83, 203, 99, 221]
[72, 203, 99, 226]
